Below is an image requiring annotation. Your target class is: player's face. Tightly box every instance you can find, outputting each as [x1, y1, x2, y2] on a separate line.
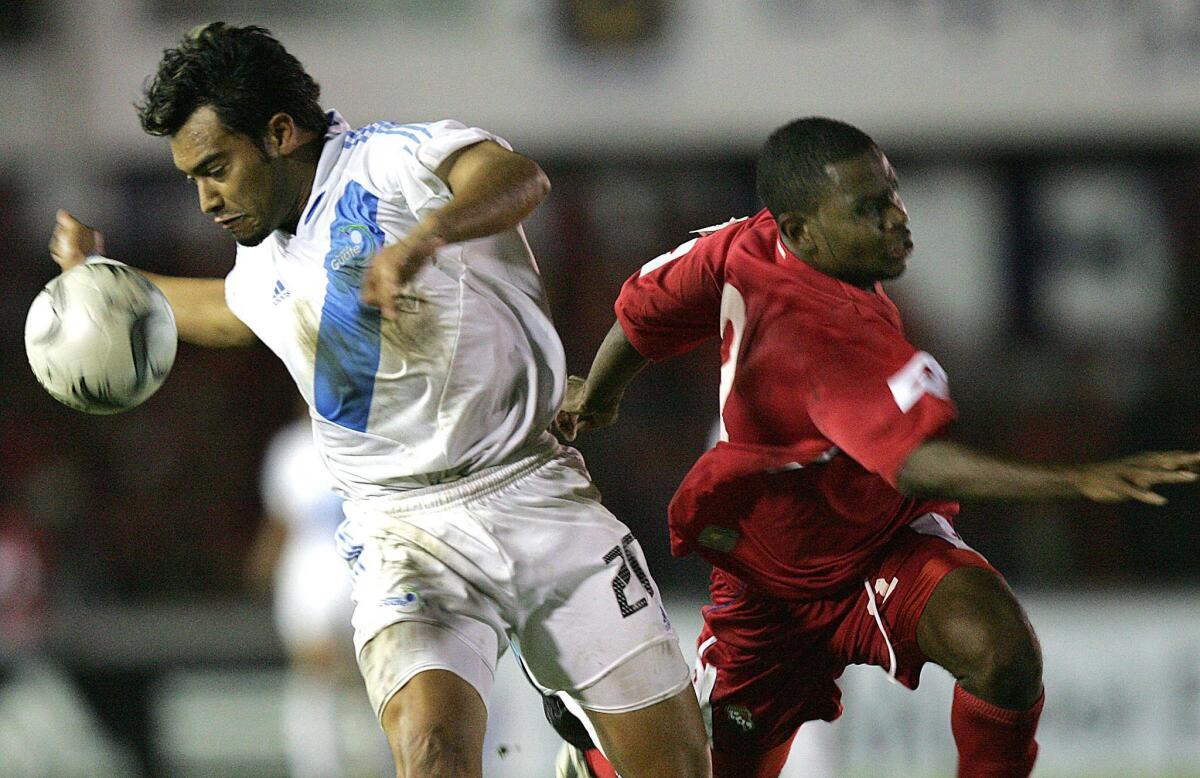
[803, 149, 912, 288]
[170, 106, 292, 247]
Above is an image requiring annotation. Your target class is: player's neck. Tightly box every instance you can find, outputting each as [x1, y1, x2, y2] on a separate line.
[781, 236, 877, 292]
[278, 138, 324, 236]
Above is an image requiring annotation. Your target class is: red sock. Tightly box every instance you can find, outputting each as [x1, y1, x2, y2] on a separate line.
[583, 747, 619, 778]
[951, 684, 1044, 778]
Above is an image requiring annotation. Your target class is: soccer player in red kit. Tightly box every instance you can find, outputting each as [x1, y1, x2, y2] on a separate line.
[556, 117, 1200, 777]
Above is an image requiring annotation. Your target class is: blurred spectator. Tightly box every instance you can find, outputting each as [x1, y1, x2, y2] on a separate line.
[245, 404, 389, 778]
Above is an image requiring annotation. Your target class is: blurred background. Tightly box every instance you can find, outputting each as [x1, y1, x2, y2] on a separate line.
[4, 1, 1200, 776]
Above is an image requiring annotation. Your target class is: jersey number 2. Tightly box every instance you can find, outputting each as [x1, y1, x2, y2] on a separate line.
[603, 534, 655, 618]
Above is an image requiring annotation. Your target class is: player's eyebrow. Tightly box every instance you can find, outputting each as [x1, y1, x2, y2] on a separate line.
[184, 152, 227, 177]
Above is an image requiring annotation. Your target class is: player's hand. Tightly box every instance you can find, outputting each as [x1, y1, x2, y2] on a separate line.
[1071, 451, 1200, 506]
[49, 210, 105, 272]
[555, 375, 621, 441]
[361, 230, 444, 319]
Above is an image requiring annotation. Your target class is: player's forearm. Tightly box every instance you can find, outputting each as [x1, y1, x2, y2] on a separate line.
[422, 149, 550, 245]
[580, 320, 650, 407]
[897, 440, 1081, 501]
[139, 272, 256, 348]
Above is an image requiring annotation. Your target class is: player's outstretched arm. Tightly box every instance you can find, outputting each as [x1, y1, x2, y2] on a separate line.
[362, 140, 551, 319]
[897, 439, 1200, 506]
[50, 210, 255, 348]
[556, 320, 650, 441]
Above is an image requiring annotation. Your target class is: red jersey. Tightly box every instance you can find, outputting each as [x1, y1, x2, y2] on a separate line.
[615, 209, 959, 599]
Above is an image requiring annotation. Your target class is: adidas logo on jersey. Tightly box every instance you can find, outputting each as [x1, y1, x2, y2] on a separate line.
[272, 280, 290, 305]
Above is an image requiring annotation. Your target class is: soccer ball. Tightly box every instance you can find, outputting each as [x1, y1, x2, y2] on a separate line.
[24, 259, 177, 414]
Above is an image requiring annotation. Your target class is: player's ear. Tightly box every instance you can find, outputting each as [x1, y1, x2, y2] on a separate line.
[777, 212, 816, 257]
[264, 113, 300, 156]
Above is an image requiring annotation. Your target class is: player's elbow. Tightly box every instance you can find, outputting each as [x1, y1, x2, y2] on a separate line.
[221, 321, 259, 348]
[895, 467, 931, 498]
[178, 314, 257, 349]
[525, 159, 551, 207]
[895, 442, 947, 498]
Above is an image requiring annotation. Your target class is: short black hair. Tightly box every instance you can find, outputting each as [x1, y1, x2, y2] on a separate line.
[137, 22, 326, 142]
[756, 117, 879, 218]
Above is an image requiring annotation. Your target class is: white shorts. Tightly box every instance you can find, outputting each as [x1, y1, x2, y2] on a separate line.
[336, 440, 690, 721]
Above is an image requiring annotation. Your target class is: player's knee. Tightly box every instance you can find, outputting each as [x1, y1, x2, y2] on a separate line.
[683, 733, 714, 777]
[963, 619, 1043, 708]
[390, 721, 475, 778]
[649, 739, 711, 778]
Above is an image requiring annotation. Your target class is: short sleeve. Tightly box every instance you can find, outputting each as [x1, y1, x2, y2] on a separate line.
[615, 227, 736, 361]
[224, 244, 273, 330]
[366, 120, 512, 219]
[223, 262, 247, 321]
[806, 337, 956, 485]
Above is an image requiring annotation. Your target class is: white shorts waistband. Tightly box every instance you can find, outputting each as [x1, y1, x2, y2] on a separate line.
[348, 438, 560, 516]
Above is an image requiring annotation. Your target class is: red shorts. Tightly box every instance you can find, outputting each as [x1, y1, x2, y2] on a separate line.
[694, 516, 995, 760]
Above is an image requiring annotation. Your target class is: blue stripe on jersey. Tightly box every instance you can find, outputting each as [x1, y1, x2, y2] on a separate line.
[304, 191, 326, 225]
[342, 121, 429, 149]
[313, 181, 386, 432]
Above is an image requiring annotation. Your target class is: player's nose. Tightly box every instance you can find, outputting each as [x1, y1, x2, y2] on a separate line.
[197, 180, 223, 214]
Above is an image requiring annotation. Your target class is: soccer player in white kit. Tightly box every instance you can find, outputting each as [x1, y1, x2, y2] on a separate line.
[48, 23, 710, 778]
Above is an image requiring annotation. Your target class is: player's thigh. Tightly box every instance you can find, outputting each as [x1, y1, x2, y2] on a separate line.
[583, 685, 711, 778]
[916, 565, 1043, 706]
[350, 528, 505, 722]
[380, 667, 487, 778]
[501, 451, 689, 707]
[831, 520, 999, 688]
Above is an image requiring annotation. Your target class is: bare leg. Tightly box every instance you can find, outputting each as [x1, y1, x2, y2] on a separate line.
[379, 669, 487, 778]
[917, 566, 1043, 708]
[918, 566, 1045, 777]
[584, 686, 711, 778]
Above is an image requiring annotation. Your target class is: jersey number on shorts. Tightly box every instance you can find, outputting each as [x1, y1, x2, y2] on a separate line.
[603, 533, 655, 618]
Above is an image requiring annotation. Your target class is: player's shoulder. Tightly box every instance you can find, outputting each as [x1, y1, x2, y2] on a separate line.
[653, 210, 772, 270]
[340, 118, 479, 152]
[688, 209, 774, 243]
[337, 120, 436, 168]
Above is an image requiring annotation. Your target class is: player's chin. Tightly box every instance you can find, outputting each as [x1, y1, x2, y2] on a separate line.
[233, 224, 272, 247]
[879, 258, 908, 279]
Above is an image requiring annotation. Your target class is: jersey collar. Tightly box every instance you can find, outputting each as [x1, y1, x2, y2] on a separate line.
[294, 110, 351, 239]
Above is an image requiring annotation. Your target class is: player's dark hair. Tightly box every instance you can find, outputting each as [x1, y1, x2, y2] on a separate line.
[756, 117, 879, 218]
[137, 22, 326, 144]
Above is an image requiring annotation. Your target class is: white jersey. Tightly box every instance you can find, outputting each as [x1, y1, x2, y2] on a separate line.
[226, 112, 565, 500]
